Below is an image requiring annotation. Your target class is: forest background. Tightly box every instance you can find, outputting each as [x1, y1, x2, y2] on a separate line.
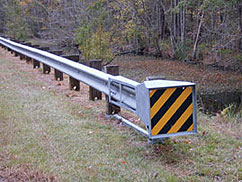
[0, 0, 241, 70]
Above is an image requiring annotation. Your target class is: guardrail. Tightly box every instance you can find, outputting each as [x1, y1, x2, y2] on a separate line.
[0, 37, 197, 143]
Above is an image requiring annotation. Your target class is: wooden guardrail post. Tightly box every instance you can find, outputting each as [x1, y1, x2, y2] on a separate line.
[31, 45, 40, 68]
[14, 51, 19, 57]
[63, 55, 80, 91]
[104, 65, 121, 115]
[40, 47, 51, 74]
[20, 54, 25, 60]
[89, 60, 102, 101]
[69, 77, 80, 91]
[43, 64, 51, 74]
[26, 56, 32, 63]
[51, 51, 64, 81]
[54, 69, 64, 81]
[23, 43, 32, 63]
[33, 59, 40, 68]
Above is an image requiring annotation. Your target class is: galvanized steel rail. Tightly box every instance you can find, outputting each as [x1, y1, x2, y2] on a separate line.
[0, 37, 138, 111]
[0, 36, 197, 142]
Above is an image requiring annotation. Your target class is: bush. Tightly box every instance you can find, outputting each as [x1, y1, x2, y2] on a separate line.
[221, 104, 242, 123]
[75, 25, 114, 63]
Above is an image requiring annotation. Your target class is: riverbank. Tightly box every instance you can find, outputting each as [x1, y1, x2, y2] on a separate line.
[114, 55, 242, 113]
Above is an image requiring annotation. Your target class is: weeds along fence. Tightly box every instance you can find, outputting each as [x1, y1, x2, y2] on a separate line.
[0, 37, 197, 143]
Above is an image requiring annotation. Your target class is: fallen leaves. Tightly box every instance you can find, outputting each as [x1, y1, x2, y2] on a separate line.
[117, 57, 242, 94]
[65, 93, 78, 98]
[0, 165, 58, 182]
[56, 82, 61, 86]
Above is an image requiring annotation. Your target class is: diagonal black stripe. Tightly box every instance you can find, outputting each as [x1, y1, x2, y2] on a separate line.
[151, 87, 184, 128]
[158, 94, 192, 134]
[178, 115, 193, 132]
[150, 89, 166, 108]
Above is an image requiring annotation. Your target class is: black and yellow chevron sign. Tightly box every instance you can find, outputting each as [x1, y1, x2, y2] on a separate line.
[150, 86, 194, 136]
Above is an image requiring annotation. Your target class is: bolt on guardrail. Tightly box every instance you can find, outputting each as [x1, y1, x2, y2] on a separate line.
[0, 37, 197, 143]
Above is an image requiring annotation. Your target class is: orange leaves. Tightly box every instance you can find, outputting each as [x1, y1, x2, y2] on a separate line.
[19, 0, 33, 7]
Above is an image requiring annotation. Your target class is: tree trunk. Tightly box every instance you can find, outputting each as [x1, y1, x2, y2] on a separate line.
[192, 13, 204, 61]
[181, 4, 186, 46]
[238, 1, 242, 50]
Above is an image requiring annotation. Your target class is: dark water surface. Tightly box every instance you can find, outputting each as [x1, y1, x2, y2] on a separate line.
[198, 91, 241, 114]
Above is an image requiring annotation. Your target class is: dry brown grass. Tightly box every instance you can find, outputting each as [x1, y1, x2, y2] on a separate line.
[0, 165, 57, 182]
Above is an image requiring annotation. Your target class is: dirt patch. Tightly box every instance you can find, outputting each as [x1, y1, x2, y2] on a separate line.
[0, 165, 57, 182]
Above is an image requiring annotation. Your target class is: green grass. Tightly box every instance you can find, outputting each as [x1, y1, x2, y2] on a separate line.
[0, 52, 241, 181]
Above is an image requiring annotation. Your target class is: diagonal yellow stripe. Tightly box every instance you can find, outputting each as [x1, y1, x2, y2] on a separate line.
[151, 87, 192, 135]
[150, 88, 176, 119]
[187, 124, 194, 132]
[167, 103, 193, 134]
[149, 90, 156, 98]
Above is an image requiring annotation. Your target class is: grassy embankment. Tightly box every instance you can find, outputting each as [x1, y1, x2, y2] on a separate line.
[0, 49, 241, 181]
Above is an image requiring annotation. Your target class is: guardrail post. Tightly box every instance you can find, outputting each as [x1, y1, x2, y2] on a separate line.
[20, 54, 25, 60]
[31, 45, 40, 68]
[54, 69, 64, 81]
[33, 59, 40, 68]
[52, 51, 63, 81]
[69, 77, 80, 91]
[26, 56, 32, 63]
[22, 43, 32, 63]
[33, 58, 39, 68]
[43, 64, 51, 74]
[104, 65, 121, 115]
[31, 45, 41, 68]
[39, 47, 51, 74]
[10, 48, 14, 54]
[63, 55, 80, 91]
[14, 51, 19, 57]
[89, 60, 102, 101]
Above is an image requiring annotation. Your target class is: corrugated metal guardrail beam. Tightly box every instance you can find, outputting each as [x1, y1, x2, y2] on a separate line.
[0, 37, 198, 141]
[0, 37, 138, 111]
